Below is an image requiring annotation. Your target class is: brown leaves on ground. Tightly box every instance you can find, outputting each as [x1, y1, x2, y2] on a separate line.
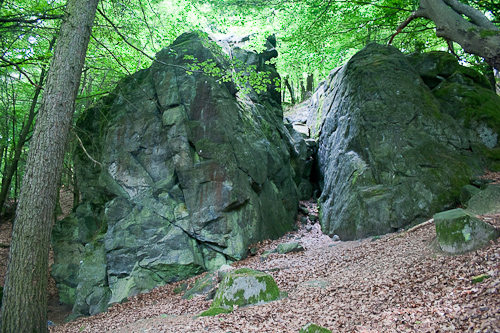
[51, 199, 500, 333]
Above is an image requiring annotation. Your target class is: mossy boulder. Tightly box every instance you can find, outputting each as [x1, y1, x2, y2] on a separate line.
[466, 185, 500, 215]
[277, 242, 304, 254]
[200, 268, 286, 316]
[297, 44, 499, 240]
[182, 273, 217, 300]
[300, 323, 332, 333]
[51, 32, 305, 317]
[460, 185, 481, 207]
[434, 208, 500, 254]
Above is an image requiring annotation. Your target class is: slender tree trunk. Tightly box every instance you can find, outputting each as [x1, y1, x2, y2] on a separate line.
[0, 61, 50, 213]
[306, 73, 314, 93]
[300, 79, 306, 102]
[284, 76, 295, 105]
[0, 0, 98, 331]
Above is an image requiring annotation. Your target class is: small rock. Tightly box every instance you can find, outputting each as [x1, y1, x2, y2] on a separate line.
[300, 216, 308, 225]
[309, 214, 319, 222]
[331, 235, 340, 241]
[277, 242, 304, 254]
[305, 225, 313, 232]
[459, 185, 480, 207]
[217, 264, 235, 281]
[199, 268, 287, 316]
[205, 288, 217, 301]
[249, 246, 258, 256]
[305, 139, 317, 148]
[299, 205, 309, 215]
[434, 208, 500, 254]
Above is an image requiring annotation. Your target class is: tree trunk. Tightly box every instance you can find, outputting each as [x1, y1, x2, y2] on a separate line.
[407, 0, 500, 70]
[306, 73, 314, 93]
[284, 76, 295, 105]
[0, 62, 49, 214]
[0, 0, 98, 332]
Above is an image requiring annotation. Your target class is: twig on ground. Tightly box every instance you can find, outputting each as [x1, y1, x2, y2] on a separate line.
[387, 218, 434, 241]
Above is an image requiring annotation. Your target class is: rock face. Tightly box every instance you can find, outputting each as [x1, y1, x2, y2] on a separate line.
[299, 44, 500, 240]
[51, 32, 308, 316]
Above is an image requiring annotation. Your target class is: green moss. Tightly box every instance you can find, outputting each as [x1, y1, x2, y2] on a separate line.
[173, 282, 188, 294]
[199, 306, 233, 317]
[480, 29, 499, 38]
[434, 82, 500, 132]
[206, 268, 286, 315]
[300, 323, 332, 333]
[472, 274, 490, 284]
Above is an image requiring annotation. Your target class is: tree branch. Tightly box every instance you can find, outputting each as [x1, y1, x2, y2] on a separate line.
[96, 8, 200, 73]
[0, 14, 63, 24]
[0, 56, 43, 89]
[442, 0, 499, 30]
[74, 131, 102, 167]
[388, 10, 425, 44]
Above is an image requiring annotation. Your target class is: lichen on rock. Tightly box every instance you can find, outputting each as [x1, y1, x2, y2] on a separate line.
[434, 208, 500, 254]
[200, 268, 286, 316]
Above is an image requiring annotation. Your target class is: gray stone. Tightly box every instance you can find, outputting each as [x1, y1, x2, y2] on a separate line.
[298, 205, 309, 215]
[216, 264, 235, 281]
[331, 235, 340, 242]
[466, 185, 500, 215]
[199, 268, 286, 316]
[298, 44, 499, 240]
[277, 242, 304, 254]
[52, 31, 303, 317]
[434, 208, 500, 254]
[182, 273, 217, 300]
[460, 185, 481, 207]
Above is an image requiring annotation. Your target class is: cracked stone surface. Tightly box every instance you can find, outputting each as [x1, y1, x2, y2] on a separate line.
[289, 45, 500, 240]
[51, 31, 311, 317]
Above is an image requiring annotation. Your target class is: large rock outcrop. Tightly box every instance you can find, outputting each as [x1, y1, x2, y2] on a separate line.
[51, 32, 307, 316]
[295, 44, 500, 240]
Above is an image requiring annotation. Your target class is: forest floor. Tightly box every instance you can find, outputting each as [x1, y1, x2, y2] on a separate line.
[50, 199, 500, 332]
[1, 186, 499, 332]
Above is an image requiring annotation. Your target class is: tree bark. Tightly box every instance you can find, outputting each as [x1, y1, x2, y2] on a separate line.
[403, 0, 500, 70]
[0, 51, 52, 214]
[284, 76, 295, 105]
[0, 0, 98, 332]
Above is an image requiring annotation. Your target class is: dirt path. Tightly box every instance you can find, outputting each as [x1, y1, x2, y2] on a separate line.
[50, 200, 500, 332]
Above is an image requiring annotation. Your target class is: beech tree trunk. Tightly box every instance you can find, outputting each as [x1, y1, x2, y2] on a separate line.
[0, 0, 98, 332]
[395, 0, 500, 70]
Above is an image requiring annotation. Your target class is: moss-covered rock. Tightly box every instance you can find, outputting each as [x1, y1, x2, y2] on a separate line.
[52, 32, 304, 317]
[466, 185, 500, 215]
[434, 208, 500, 254]
[277, 242, 304, 254]
[182, 273, 217, 300]
[299, 323, 332, 333]
[460, 185, 481, 207]
[297, 44, 499, 240]
[200, 268, 286, 316]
